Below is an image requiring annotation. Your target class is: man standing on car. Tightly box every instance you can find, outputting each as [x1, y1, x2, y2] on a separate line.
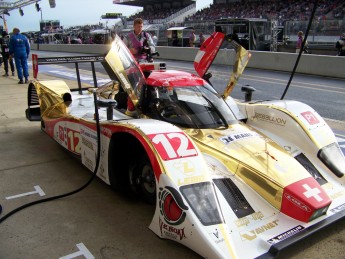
[9, 27, 30, 84]
[0, 31, 15, 77]
[123, 18, 155, 63]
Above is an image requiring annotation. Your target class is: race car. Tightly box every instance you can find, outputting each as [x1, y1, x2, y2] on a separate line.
[25, 32, 345, 258]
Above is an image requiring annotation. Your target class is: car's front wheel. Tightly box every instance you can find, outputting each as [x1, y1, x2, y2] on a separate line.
[131, 157, 156, 204]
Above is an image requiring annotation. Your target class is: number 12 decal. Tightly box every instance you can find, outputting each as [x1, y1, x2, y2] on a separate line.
[150, 132, 197, 160]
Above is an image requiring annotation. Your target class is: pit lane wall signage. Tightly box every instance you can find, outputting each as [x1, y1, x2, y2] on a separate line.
[37, 55, 105, 64]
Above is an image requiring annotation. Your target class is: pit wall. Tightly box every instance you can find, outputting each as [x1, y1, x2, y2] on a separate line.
[30, 44, 345, 79]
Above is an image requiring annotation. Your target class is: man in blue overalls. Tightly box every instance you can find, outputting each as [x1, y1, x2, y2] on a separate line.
[9, 28, 30, 84]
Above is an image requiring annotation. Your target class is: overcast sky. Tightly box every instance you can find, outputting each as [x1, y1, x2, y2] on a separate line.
[3, 0, 213, 32]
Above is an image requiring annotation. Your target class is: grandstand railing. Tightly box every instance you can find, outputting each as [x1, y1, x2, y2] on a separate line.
[163, 3, 196, 24]
[185, 19, 345, 44]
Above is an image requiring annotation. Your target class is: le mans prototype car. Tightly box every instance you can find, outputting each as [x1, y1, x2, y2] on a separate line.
[25, 32, 345, 258]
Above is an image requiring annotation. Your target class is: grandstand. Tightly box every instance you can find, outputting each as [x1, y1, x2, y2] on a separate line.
[116, 0, 344, 51]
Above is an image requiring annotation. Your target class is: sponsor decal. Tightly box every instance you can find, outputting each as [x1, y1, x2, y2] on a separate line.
[330, 203, 345, 213]
[83, 152, 94, 171]
[253, 112, 287, 126]
[220, 132, 259, 144]
[267, 225, 305, 245]
[212, 229, 225, 244]
[57, 125, 81, 154]
[235, 217, 250, 227]
[101, 127, 112, 138]
[178, 175, 206, 186]
[159, 218, 186, 240]
[284, 193, 311, 212]
[38, 56, 104, 64]
[235, 212, 264, 228]
[80, 128, 97, 140]
[59, 125, 65, 142]
[158, 187, 188, 225]
[173, 160, 195, 176]
[98, 163, 106, 180]
[251, 211, 264, 220]
[149, 132, 197, 160]
[118, 72, 132, 91]
[82, 137, 94, 151]
[240, 220, 279, 241]
[301, 111, 320, 125]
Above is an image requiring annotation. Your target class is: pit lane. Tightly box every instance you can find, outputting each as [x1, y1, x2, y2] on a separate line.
[0, 51, 344, 259]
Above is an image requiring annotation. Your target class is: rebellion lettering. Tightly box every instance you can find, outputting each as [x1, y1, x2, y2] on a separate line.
[253, 112, 286, 126]
[159, 218, 186, 240]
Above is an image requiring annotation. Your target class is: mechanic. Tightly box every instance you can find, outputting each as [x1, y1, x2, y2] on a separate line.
[335, 33, 345, 56]
[0, 31, 15, 77]
[9, 28, 30, 84]
[123, 18, 155, 64]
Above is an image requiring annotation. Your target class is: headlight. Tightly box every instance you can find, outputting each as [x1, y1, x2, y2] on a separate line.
[180, 182, 223, 226]
[309, 204, 330, 221]
[318, 143, 345, 178]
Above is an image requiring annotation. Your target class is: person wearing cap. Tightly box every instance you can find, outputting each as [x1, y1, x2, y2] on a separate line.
[9, 27, 30, 84]
[0, 31, 15, 77]
[335, 33, 345, 56]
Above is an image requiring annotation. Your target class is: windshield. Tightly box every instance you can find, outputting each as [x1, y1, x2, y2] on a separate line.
[141, 83, 237, 129]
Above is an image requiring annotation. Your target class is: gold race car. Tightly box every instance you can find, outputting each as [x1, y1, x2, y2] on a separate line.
[25, 32, 345, 258]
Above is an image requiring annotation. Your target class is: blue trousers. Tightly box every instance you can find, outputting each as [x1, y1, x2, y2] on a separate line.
[14, 53, 29, 80]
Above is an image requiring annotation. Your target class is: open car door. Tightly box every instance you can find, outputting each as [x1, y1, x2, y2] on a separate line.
[193, 32, 225, 79]
[105, 35, 146, 108]
[193, 31, 251, 98]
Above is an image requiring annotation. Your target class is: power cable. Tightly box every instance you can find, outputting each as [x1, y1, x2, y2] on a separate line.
[0, 91, 101, 224]
[280, 0, 319, 100]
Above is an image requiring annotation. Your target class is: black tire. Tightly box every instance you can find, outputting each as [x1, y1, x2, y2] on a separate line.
[131, 157, 156, 204]
[108, 136, 133, 193]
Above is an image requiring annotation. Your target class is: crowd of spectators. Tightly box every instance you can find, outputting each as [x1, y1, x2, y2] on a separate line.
[128, 6, 185, 23]
[185, 0, 344, 23]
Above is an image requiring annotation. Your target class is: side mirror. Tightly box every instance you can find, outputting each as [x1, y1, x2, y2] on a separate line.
[241, 85, 256, 102]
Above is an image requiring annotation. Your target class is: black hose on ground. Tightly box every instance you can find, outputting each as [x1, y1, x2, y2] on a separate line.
[0, 91, 101, 224]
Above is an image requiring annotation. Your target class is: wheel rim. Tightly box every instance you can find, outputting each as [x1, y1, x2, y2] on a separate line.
[141, 164, 155, 194]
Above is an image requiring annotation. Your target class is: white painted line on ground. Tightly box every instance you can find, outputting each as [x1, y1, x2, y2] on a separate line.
[5, 185, 45, 200]
[336, 136, 345, 150]
[59, 243, 94, 259]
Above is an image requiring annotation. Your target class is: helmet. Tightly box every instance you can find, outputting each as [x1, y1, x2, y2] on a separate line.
[2, 31, 8, 36]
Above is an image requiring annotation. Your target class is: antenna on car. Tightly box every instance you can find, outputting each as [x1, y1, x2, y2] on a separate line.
[280, 0, 319, 100]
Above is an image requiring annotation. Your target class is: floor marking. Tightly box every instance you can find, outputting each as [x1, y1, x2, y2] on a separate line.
[336, 136, 345, 155]
[59, 243, 94, 259]
[5, 185, 45, 200]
